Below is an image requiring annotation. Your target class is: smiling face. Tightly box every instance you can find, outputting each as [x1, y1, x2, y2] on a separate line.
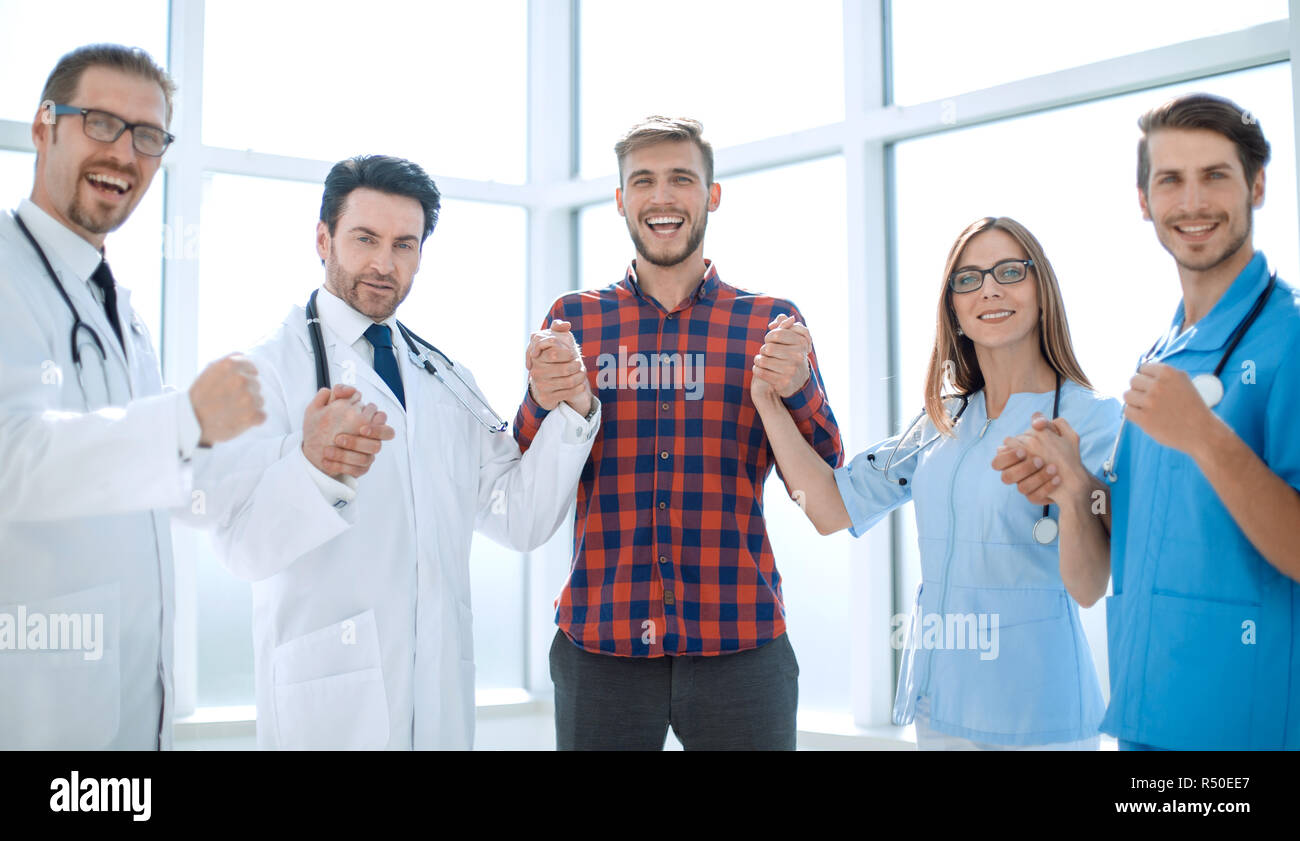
[1139, 127, 1263, 275]
[317, 187, 425, 321]
[615, 139, 720, 268]
[30, 65, 167, 248]
[949, 228, 1042, 353]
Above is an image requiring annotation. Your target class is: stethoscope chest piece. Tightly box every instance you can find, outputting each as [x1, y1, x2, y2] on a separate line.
[1191, 373, 1224, 408]
[1032, 516, 1059, 545]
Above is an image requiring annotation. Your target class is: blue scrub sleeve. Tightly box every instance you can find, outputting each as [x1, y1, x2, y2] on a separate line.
[832, 428, 917, 538]
[1074, 395, 1124, 478]
[1264, 331, 1300, 492]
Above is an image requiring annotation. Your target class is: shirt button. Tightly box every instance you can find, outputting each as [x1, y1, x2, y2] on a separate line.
[658, 555, 667, 564]
[659, 451, 669, 459]
[658, 501, 666, 509]
[663, 591, 675, 605]
[661, 402, 670, 410]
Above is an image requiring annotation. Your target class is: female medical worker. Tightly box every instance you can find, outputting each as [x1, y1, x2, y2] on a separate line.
[751, 216, 1121, 749]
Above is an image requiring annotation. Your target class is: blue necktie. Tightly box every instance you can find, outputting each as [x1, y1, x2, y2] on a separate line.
[364, 323, 405, 410]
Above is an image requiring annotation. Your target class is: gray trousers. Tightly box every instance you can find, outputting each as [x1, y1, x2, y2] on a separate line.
[549, 630, 799, 750]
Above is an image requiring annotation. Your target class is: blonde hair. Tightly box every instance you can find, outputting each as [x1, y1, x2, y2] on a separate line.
[614, 116, 714, 186]
[923, 216, 1092, 435]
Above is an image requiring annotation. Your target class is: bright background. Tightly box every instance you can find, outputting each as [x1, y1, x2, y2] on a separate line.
[0, 0, 1293, 740]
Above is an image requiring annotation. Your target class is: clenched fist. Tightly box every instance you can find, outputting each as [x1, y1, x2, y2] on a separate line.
[190, 353, 266, 446]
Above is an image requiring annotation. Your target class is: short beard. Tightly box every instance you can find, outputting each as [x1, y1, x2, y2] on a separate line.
[324, 251, 407, 321]
[627, 213, 707, 268]
[1166, 202, 1253, 274]
[66, 192, 129, 236]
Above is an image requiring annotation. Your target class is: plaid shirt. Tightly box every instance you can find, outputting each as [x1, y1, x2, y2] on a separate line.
[514, 260, 843, 657]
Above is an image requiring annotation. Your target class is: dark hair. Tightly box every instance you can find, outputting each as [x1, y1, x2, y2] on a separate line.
[614, 116, 715, 186]
[1137, 93, 1271, 194]
[40, 43, 176, 127]
[319, 155, 442, 244]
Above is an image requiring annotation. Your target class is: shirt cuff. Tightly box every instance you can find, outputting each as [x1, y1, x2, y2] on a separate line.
[297, 446, 358, 508]
[177, 390, 203, 461]
[554, 396, 601, 444]
[781, 371, 825, 423]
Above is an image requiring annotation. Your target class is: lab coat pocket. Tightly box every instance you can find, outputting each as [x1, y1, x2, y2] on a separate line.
[0, 583, 120, 749]
[271, 609, 389, 749]
[1142, 591, 1258, 749]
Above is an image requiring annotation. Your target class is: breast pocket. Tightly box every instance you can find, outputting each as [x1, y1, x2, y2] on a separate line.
[271, 608, 389, 749]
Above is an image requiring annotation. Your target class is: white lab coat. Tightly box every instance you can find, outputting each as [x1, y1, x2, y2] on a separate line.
[0, 200, 202, 749]
[196, 297, 598, 749]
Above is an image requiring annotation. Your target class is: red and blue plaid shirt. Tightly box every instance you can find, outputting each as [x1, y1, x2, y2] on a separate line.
[514, 260, 843, 657]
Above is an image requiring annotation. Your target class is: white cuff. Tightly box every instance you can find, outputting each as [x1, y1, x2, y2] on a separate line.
[176, 389, 203, 461]
[297, 445, 358, 507]
[555, 395, 601, 444]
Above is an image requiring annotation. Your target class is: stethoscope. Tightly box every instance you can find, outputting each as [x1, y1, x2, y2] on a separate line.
[305, 289, 508, 433]
[1101, 273, 1277, 483]
[870, 374, 1063, 545]
[13, 212, 117, 406]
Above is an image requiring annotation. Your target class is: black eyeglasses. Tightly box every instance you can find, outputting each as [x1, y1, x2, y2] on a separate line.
[50, 104, 175, 157]
[949, 259, 1034, 294]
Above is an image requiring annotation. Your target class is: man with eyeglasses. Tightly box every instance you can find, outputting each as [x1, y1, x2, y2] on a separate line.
[0, 43, 274, 749]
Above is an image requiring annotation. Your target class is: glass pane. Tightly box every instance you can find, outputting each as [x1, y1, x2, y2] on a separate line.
[203, 0, 526, 184]
[890, 63, 1297, 698]
[194, 174, 528, 704]
[578, 0, 844, 177]
[0, 0, 169, 123]
[580, 156, 852, 717]
[890, 0, 1288, 105]
[0, 148, 164, 346]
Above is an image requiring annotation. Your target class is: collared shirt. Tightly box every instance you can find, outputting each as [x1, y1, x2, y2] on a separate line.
[513, 260, 844, 657]
[14, 198, 201, 458]
[1102, 251, 1300, 749]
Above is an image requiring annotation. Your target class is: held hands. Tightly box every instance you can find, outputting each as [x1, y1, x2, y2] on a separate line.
[751, 314, 812, 403]
[991, 413, 1086, 506]
[190, 353, 267, 446]
[1124, 362, 1218, 456]
[302, 384, 396, 480]
[526, 319, 592, 416]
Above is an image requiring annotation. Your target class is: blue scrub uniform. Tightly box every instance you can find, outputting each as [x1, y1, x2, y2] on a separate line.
[835, 381, 1121, 745]
[1104, 251, 1300, 750]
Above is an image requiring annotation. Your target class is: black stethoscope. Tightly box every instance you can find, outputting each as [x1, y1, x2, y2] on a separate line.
[305, 289, 508, 433]
[1102, 273, 1277, 483]
[13, 212, 116, 404]
[869, 374, 1062, 545]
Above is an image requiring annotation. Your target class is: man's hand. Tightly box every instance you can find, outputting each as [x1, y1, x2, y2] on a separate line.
[527, 319, 592, 416]
[752, 314, 812, 399]
[302, 384, 396, 479]
[1124, 361, 1219, 456]
[190, 353, 267, 446]
[991, 414, 1087, 505]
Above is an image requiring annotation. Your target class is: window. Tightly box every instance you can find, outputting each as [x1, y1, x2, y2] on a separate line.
[202, 0, 527, 183]
[578, 0, 844, 178]
[0, 0, 168, 123]
[890, 0, 1287, 105]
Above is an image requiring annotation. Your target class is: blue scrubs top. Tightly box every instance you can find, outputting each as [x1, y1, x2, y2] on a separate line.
[835, 380, 1122, 745]
[1103, 251, 1300, 750]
